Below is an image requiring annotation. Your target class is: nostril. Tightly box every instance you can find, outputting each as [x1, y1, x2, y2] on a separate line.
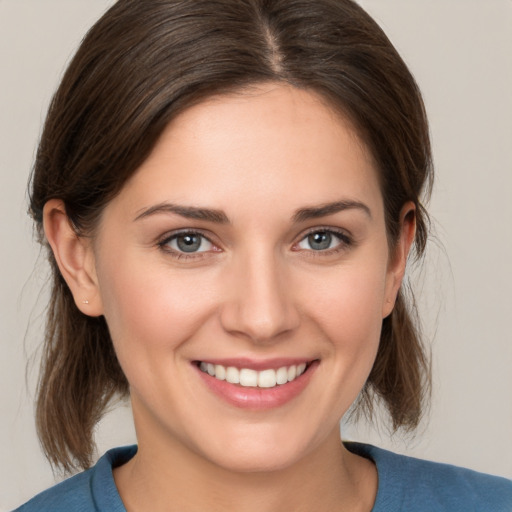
[220, 301, 300, 343]
[218, 262, 301, 342]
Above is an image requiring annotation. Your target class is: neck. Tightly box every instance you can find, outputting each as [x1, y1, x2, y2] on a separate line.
[114, 427, 377, 512]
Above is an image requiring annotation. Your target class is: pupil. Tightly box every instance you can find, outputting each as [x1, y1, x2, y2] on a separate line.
[309, 232, 331, 250]
[177, 234, 201, 252]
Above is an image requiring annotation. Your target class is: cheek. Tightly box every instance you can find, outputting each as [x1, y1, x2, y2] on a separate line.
[298, 257, 389, 386]
[303, 261, 388, 336]
[96, 253, 217, 359]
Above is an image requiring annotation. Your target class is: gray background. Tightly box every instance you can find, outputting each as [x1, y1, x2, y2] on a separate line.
[1, 0, 511, 509]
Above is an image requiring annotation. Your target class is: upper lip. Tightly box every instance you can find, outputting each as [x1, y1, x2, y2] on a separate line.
[194, 358, 317, 371]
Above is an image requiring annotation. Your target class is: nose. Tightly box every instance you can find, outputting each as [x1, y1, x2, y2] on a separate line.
[219, 250, 300, 343]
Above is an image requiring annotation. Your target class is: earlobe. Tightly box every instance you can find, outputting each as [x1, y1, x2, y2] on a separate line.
[43, 199, 103, 316]
[382, 202, 416, 318]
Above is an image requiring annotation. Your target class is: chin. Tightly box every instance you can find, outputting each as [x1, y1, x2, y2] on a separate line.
[209, 447, 304, 474]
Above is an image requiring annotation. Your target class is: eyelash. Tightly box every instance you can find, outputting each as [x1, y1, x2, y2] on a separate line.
[157, 230, 218, 260]
[293, 227, 353, 256]
[157, 227, 353, 260]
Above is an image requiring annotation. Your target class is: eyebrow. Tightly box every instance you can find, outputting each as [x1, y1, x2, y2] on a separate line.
[292, 200, 372, 223]
[134, 203, 230, 224]
[134, 199, 371, 224]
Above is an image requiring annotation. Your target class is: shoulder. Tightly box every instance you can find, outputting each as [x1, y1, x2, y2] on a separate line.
[13, 469, 96, 512]
[346, 442, 512, 512]
[13, 446, 137, 512]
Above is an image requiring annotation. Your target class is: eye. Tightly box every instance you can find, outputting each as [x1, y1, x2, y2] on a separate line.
[161, 232, 214, 254]
[296, 230, 350, 252]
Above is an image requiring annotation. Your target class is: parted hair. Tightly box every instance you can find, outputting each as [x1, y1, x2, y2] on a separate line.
[30, 0, 433, 472]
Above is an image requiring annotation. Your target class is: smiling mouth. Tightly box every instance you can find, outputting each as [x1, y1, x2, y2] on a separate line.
[196, 361, 314, 389]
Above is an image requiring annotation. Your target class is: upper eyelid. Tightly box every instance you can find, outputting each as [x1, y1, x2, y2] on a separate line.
[296, 226, 352, 241]
[157, 231, 219, 259]
[294, 226, 354, 252]
[158, 228, 217, 245]
[156, 226, 352, 251]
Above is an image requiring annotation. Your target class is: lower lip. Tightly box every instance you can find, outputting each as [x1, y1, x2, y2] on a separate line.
[195, 362, 319, 410]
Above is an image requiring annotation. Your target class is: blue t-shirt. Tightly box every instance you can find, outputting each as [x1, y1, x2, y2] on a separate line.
[14, 443, 512, 511]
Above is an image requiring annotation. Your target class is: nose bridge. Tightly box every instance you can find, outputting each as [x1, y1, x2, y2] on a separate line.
[221, 245, 299, 342]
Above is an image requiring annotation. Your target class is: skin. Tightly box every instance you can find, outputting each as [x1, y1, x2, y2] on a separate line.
[44, 83, 415, 512]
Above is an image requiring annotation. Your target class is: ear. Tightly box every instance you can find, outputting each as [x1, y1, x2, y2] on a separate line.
[382, 201, 416, 318]
[43, 199, 103, 316]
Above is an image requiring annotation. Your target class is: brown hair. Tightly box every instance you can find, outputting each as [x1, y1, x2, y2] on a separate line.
[30, 0, 432, 472]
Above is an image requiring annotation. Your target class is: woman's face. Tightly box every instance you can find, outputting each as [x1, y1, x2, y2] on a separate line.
[91, 83, 408, 472]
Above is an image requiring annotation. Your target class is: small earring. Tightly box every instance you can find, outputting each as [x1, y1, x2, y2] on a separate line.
[82, 300, 89, 305]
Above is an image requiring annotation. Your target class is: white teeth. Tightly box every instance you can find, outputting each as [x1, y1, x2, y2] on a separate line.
[276, 366, 288, 385]
[215, 364, 226, 381]
[199, 362, 309, 388]
[225, 366, 240, 384]
[239, 369, 258, 387]
[258, 369, 277, 388]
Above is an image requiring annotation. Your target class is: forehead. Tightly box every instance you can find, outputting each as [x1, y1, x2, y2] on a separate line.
[107, 83, 383, 221]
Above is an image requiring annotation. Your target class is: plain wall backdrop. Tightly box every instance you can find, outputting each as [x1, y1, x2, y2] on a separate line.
[1, 0, 511, 509]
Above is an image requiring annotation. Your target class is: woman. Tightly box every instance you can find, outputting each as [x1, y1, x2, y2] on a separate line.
[14, 0, 512, 510]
